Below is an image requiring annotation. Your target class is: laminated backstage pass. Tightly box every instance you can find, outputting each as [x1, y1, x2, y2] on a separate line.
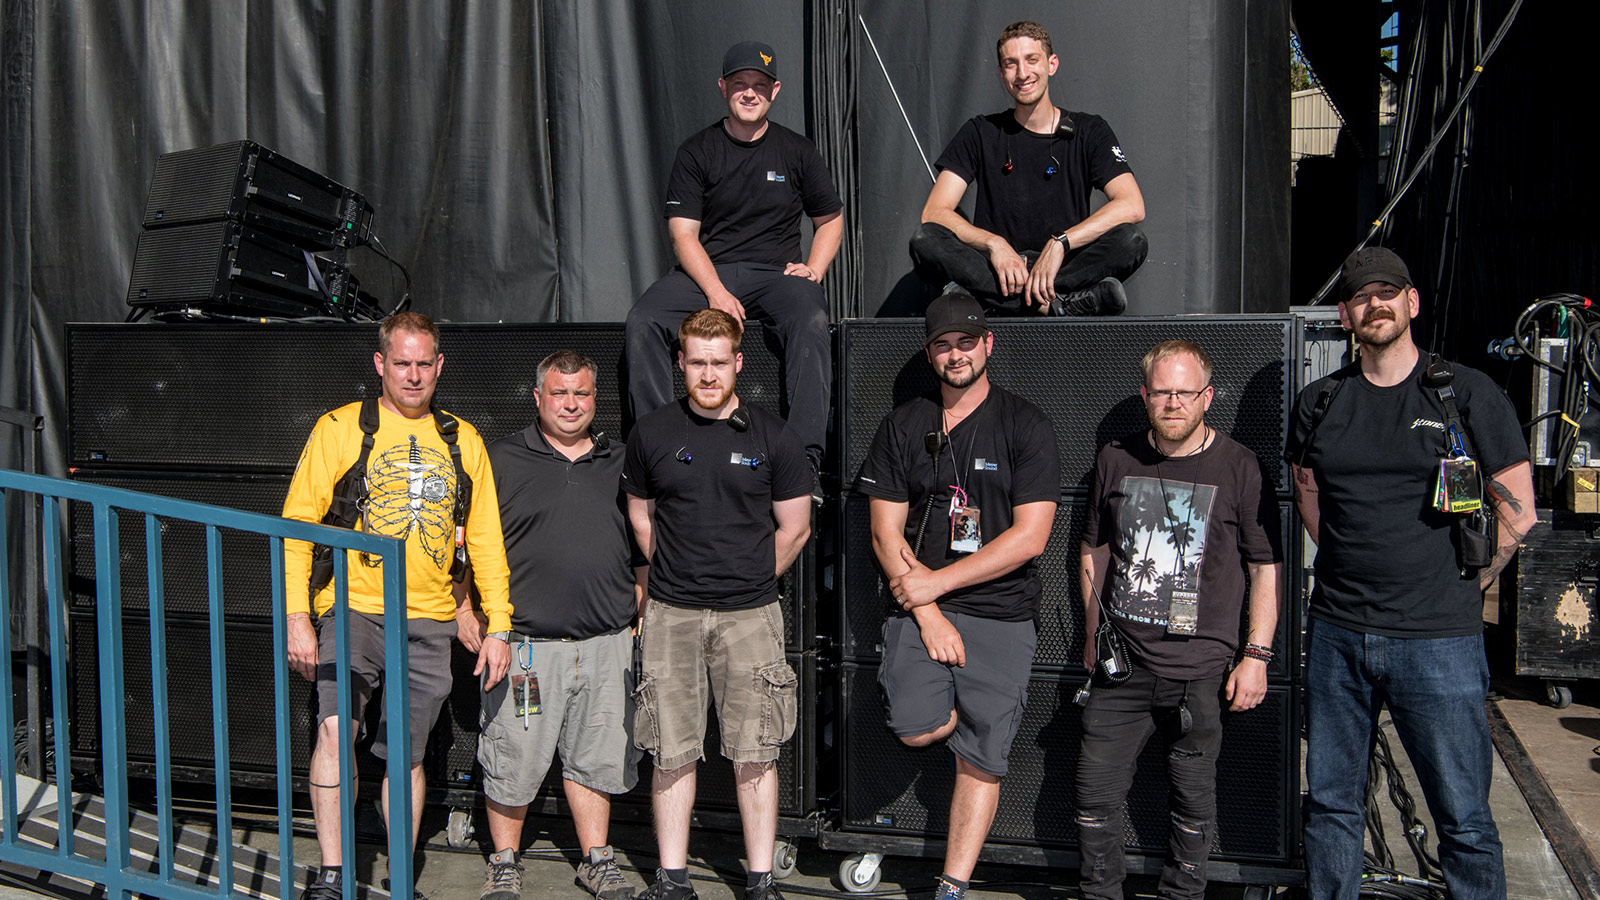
[1434, 456, 1483, 513]
[948, 485, 981, 553]
[1167, 588, 1199, 637]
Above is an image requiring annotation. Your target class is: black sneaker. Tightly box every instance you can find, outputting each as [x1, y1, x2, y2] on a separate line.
[305, 869, 343, 900]
[744, 873, 783, 900]
[1050, 277, 1127, 317]
[481, 849, 525, 900]
[381, 877, 430, 900]
[638, 871, 698, 900]
[575, 846, 634, 900]
[931, 877, 966, 900]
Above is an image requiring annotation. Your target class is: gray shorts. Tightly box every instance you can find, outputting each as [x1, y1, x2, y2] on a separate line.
[477, 628, 640, 805]
[878, 611, 1037, 777]
[633, 600, 797, 770]
[315, 609, 455, 765]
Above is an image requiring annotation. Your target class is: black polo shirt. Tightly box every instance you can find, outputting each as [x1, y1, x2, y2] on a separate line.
[487, 425, 640, 639]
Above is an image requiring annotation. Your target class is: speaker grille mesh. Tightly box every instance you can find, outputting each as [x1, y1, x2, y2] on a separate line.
[839, 318, 1294, 495]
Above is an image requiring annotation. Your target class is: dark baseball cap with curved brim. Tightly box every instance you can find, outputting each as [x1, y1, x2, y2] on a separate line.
[1338, 247, 1412, 300]
[722, 41, 778, 79]
[924, 292, 989, 346]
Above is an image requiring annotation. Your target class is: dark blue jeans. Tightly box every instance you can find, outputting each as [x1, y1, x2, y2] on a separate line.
[1303, 618, 1505, 900]
[907, 221, 1148, 314]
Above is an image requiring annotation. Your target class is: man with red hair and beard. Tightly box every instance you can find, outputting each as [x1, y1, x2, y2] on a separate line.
[1288, 248, 1535, 900]
[1077, 339, 1282, 900]
[623, 309, 813, 900]
[855, 291, 1059, 900]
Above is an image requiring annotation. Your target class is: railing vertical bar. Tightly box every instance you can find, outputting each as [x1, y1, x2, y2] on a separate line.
[41, 497, 72, 858]
[205, 525, 233, 896]
[383, 548, 410, 900]
[333, 550, 354, 900]
[268, 536, 294, 900]
[0, 489, 18, 846]
[93, 502, 131, 900]
[146, 514, 174, 882]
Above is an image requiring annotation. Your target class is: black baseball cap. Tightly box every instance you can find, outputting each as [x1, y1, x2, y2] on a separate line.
[1338, 247, 1412, 299]
[722, 41, 778, 79]
[924, 291, 989, 345]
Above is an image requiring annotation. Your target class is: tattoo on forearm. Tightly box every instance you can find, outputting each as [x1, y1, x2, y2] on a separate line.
[1485, 476, 1524, 516]
[1479, 522, 1530, 588]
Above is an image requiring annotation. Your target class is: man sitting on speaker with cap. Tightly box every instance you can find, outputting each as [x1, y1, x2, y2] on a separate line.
[282, 311, 513, 900]
[1077, 339, 1282, 900]
[909, 20, 1147, 317]
[623, 309, 813, 900]
[1288, 247, 1535, 900]
[855, 291, 1059, 900]
[625, 38, 844, 475]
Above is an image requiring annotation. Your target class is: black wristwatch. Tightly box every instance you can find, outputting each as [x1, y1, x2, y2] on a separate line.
[1051, 231, 1071, 251]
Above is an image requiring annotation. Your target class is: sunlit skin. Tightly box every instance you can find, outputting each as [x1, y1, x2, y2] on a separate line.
[1140, 353, 1214, 454]
[374, 330, 441, 419]
[926, 331, 993, 390]
[719, 70, 780, 141]
[678, 335, 742, 417]
[1339, 281, 1420, 350]
[997, 36, 1058, 111]
[535, 368, 596, 450]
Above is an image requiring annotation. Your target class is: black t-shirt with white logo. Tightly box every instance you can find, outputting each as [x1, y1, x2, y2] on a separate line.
[1285, 357, 1528, 637]
[663, 121, 843, 266]
[855, 385, 1061, 621]
[934, 110, 1133, 254]
[622, 398, 812, 610]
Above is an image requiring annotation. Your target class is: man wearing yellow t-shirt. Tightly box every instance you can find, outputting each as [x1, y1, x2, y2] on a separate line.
[282, 312, 512, 900]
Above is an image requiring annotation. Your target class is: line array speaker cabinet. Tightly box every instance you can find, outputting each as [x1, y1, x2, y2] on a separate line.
[837, 317, 1296, 496]
[838, 663, 1297, 864]
[66, 323, 786, 472]
[838, 494, 1300, 681]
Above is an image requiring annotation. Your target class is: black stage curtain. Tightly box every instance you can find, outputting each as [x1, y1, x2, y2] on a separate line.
[2, 0, 1289, 476]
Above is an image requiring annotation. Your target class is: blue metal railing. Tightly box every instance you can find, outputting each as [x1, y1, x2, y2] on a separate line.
[0, 467, 413, 900]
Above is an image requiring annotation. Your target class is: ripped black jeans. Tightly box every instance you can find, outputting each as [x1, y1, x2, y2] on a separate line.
[1075, 669, 1224, 900]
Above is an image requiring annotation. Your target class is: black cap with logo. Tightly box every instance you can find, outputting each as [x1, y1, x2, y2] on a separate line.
[924, 291, 989, 346]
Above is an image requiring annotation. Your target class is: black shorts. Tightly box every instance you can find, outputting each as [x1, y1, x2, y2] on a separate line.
[878, 611, 1037, 777]
[315, 609, 455, 765]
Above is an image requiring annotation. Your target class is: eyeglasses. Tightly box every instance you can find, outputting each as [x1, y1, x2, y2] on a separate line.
[1145, 388, 1210, 405]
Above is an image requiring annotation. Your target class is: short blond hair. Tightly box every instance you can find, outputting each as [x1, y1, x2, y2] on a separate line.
[1140, 340, 1212, 386]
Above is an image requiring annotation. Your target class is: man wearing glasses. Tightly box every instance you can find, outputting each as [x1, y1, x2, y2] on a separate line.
[1287, 248, 1535, 900]
[855, 291, 1059, 900]
[1077, 339, 1282, 900]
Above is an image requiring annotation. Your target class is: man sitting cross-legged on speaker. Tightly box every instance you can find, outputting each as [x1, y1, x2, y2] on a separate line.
[854, 291, 1060, 900]
[624, 39, 844, 474]
[623, 309, 813, 900]
[1077, 340, 1282, 900]
[282, 312, 513, 900]
[457, 350, 649, 900]
[909, 20, 1147, 318]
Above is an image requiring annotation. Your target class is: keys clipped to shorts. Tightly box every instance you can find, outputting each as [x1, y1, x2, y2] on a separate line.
[514, 640, 542, 728]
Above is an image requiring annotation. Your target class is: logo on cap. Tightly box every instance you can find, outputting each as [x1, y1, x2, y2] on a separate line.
[760, 51, 773, 66]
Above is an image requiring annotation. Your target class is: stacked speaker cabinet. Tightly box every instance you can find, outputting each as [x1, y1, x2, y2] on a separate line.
[64, 322, 829, 831]
[828, 317, 1303, 877]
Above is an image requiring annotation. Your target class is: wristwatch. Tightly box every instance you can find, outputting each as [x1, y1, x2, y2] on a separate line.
[487, 631, 511, 643]
[1051, 231, 1071, 251]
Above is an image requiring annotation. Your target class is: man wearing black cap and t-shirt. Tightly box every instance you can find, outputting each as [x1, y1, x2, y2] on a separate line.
[625, 39, 844, 473]
[909, 20, 1147, 318]
[855, 292, 1060, 900]
[1287, 248, 1536, 900]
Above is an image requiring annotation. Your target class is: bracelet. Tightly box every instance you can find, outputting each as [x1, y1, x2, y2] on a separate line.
[1241, 643, 1274, 663]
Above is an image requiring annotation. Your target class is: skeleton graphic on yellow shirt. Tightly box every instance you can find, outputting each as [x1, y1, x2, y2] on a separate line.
[362, 434, 457, 567]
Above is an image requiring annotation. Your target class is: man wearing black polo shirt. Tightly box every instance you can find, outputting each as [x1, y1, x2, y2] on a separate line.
[470, 351, 646, 900]
[909, 20, 1146, 317]
[623, 309, 813, 900]
[855, 291, 1060, 900]
[625, 40, 844, 469]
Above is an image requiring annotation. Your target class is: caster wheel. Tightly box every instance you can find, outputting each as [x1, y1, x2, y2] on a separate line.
[445, 808, 475, 849]
[838, 855, 881, 893]
[1547, 682, 1573, 709]
[772, 841, 798, 879]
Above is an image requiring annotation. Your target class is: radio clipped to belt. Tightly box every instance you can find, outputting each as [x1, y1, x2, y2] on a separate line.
[1422, 356, 1497, 572]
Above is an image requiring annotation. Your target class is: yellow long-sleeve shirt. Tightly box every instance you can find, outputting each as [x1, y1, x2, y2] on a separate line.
[282, 400, 512, 631]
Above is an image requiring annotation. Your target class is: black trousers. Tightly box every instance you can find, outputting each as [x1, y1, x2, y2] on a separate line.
[623, 263, 830, 461]
[1075, 668, 1224, 900]
[908, 221, 1148, 314]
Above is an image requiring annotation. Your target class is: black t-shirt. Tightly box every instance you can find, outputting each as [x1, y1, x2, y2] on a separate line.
[855, 385, 1061, 621]
[933, 110, 1133, 254]
[1285, 357, 1528, 637]
[488, 427, 641, 639]
[1084, 431, 1282, 679]
[622, 398, 812, 609]
[663, 121, 843, 267]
